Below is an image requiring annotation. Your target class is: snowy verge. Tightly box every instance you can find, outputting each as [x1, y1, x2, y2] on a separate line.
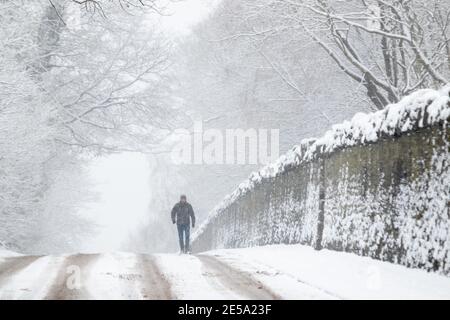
[204, 244, 450, 300]
[194, 86, 450, 240]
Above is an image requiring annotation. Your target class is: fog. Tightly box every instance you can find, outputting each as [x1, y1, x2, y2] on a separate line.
[80, 153, 151, 252]
[1, 0, 448, 255]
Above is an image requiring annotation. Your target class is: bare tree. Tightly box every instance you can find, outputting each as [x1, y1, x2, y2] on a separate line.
[31, 1, 178, 153]
[0, 0, 176, 251]
[290, 0, 449, 108]
[203, 0, 449, 110]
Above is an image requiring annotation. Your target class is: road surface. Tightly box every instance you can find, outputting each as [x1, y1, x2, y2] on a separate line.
[2, 245, 450, 300]
[0, 252, 326, 300]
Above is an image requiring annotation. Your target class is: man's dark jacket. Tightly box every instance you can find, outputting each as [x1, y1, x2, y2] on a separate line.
[171, 202, 195, 226]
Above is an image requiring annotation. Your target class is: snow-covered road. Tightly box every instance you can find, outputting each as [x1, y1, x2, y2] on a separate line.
[1, 245, 450, 300]
[0, 252, 280, 300]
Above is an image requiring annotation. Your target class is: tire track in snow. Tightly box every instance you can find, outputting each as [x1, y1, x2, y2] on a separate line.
[205, 253, 341, 299]
[0, 256, 42, 286]
[0, 256, 65, 299]
[154, 254, 240, 300]
[197, 255, 281, 300]
[44, 254, 100, 300]
[136, 254, 172, 299]
[77, 253, 173, 300]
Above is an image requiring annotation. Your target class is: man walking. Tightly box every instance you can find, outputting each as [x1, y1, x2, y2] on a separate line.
[171, 195, 196, 254]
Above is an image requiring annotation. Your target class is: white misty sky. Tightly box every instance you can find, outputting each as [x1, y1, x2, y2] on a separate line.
[81, 153, 151, 252]
[160, 0, 216, 36]
[80, 0, 216, 252]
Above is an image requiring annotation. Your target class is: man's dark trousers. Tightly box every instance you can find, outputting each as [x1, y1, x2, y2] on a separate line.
[177, 224, 190, 253]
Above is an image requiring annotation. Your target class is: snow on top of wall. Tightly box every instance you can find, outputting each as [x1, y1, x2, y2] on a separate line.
[193, 86, 450, 239]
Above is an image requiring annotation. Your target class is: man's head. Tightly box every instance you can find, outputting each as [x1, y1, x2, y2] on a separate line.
[180, 194, 187, 204]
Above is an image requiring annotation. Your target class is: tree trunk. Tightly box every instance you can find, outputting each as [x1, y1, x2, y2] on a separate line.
[32, 1, 65, 78]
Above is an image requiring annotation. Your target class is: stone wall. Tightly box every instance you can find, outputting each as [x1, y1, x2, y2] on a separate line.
[192, 88, 450, 275]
